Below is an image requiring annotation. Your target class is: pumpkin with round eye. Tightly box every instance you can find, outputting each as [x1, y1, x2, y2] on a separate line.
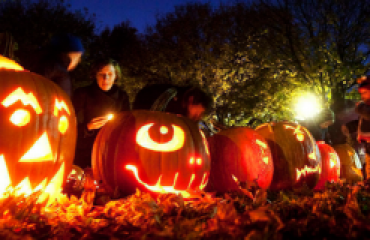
[0, 56, 76, 201]
[205, 127, 273, 192]
[255, 122, 321, 190]
[332, 143, 363, 183]
[314, 141, 341, 190]
[92, 110, 210, 197]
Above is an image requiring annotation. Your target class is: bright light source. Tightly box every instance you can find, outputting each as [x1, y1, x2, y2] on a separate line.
[294, 93, 322, 120]
[107, 114, 114, 120]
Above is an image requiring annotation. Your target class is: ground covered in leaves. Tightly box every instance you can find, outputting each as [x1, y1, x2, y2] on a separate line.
[1, 180, 370, 240]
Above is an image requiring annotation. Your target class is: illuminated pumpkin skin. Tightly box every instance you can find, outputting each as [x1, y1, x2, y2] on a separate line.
[332, 144, 363, 183]
[315, 141, 340, 190]
[0, 57, 76, 190]
[92, 110, 210, 196]
[205, 127, 273, 192]
[255, 122, 321, 190]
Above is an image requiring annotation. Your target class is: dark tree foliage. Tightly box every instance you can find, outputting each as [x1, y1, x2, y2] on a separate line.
[251, 0, 370, 106]
[0, 0, 97, 85]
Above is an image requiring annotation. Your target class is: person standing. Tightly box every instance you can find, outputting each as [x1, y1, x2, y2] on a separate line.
[133, 83, 213, 123]
[30, 33, 84, 97]
[72, 58, 130, 169]
[355, 76, 370, 180]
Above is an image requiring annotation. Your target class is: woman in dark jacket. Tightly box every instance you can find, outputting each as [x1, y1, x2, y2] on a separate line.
[72, 58, 130, 168]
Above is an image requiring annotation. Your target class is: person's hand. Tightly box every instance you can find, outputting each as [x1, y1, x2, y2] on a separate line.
[341, 125, 350, 137]
[87, 116, 110, 130]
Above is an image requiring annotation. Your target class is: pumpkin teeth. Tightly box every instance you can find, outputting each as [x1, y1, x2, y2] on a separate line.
[125, 165, 201, 198]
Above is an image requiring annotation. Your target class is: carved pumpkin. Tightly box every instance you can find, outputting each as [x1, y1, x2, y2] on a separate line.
[314, 141, 340, 190]
[205, 127, 273, 192]
[0, 56, 76, 201]
[332, 144, 363, 183]
[92, 110, 210, 197]
[255, 122, 321, 190]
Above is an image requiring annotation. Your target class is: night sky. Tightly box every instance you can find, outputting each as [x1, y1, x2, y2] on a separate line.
[68, 0, 225, 33]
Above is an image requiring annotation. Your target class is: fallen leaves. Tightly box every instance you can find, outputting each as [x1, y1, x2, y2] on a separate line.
[1, 180, 370, 239]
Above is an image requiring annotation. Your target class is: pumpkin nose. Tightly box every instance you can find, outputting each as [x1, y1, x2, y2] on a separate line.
[19, 132, 53, 162]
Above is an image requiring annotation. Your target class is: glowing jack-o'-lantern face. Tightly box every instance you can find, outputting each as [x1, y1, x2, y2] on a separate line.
[92, 110, 210, 198]
[205, 127, 274, 192]
[256, 122, 321, 190]
[0, 56, 76, 202]
[314, 141, 340, 190]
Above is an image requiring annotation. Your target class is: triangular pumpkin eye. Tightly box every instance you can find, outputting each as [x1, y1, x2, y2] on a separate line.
[136, 123, 185, 152]
[19, 132, 53, 162]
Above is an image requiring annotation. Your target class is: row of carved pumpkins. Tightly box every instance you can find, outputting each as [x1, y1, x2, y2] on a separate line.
[0, 56, 363, 200]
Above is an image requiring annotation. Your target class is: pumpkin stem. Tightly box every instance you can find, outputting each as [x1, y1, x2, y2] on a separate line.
[150, 87, 177, 111]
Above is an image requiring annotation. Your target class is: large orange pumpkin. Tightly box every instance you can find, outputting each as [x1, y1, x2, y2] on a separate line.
[255, 122, 321, 190]
[92, 110, 210, 197]
[205, 127, 273, 192]
[315, 141, 340, 190]
[0, 56, 76, 200]
[332, 144, 363, 183]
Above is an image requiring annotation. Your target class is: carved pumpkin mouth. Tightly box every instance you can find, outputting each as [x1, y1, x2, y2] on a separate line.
[0, 154, 65, 203]
[0, 131, 64, 203]
[296, 165, 321, 181]
[125, 164, 208, 198]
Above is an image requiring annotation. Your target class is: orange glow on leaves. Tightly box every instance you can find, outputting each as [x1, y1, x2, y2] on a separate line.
[10, 109, 30, 126]
[136, 123, 185, 152]
[2, 87, 42, 114]
[19, 132, 54, 162]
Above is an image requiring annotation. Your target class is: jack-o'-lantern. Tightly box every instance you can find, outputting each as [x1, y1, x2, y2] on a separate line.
[255, 122, 321, 190]
[332, 144, 363, 183]
[92, 110, 210, 198]
[205, 127, 273, 192]
[315, 141, 340, 190]
[0, 56, 76, 202]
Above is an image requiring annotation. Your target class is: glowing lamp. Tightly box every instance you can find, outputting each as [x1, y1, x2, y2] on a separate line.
[294, 93, 322, 120]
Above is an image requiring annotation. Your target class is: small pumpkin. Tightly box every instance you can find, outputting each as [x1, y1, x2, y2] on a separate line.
[255, 122, 321, 190]
[92, 110, 210, 197]
[205, 127, 273, 192]
[315, 141, 340, 190]
[332, 144, 363, 183]
[0, 55, 76, 201]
